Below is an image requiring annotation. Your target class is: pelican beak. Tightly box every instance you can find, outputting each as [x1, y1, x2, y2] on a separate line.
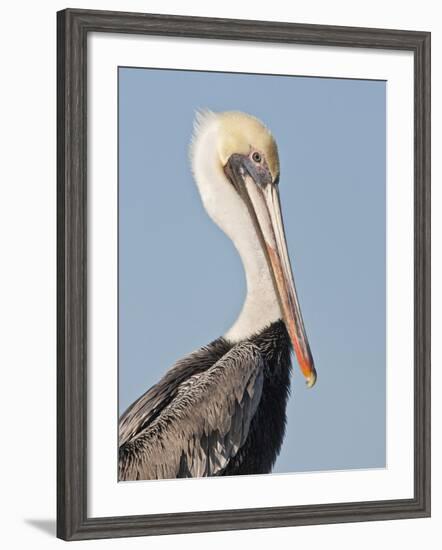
[225, 155, 316, 388]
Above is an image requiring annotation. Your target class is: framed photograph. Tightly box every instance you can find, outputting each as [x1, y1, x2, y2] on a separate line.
[57, 8, 431, 541]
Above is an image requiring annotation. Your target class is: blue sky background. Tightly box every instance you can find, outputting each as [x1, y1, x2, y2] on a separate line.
[118, 67, 386, 474]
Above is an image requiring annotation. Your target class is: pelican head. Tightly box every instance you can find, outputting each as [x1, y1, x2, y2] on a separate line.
[191, 110, 316, 388]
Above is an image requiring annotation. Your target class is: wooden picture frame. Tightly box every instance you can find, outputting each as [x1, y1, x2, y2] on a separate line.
[57, 8, 431, 541]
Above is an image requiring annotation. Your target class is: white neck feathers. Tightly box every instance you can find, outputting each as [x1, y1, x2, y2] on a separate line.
[190, 111, 281, 341]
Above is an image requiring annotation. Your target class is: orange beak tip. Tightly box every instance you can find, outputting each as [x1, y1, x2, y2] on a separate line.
[305, 369, 317, 388]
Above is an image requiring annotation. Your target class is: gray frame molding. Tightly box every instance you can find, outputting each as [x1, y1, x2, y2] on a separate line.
[57, 8, 431, 541]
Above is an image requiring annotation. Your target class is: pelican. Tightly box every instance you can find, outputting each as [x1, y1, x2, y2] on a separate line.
[119, 110, 316, 481]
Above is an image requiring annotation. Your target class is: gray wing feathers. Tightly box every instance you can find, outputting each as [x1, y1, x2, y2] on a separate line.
[119, 342, 264, 480]
[119, 343, 220, 447]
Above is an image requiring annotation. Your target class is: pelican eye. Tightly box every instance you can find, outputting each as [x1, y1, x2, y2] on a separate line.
[252, 151, 262, 163]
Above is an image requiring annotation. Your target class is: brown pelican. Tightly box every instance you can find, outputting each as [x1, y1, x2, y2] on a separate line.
[119, 110, 316, 481]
